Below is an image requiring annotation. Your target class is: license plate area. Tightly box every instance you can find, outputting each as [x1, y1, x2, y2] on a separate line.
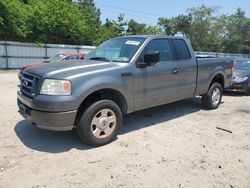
[18, 101, 31, 118]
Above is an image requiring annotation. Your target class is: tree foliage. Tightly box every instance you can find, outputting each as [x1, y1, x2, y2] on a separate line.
[127, 19, 162, 35]
[158, 5, 250, 53]
[222, 8, 250, 54]
[0, 0, 30, 40]
[27, 0, 88, 44]
[76, 0, 101, 45]
[0, 1, 249, 54]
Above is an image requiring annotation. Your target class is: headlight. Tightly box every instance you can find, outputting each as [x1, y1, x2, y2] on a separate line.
[40, 79, 72, 95]
[233, 76, 248, 83]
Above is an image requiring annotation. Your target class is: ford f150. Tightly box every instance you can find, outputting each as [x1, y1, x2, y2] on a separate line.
[17, 35, 233, 146]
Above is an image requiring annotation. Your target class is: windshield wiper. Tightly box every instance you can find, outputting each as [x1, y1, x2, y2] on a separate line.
[89, 57, 112, 62]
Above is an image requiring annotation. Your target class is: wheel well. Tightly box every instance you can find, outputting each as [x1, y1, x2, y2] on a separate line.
[74, 89, 127, 125]
[210, 74, 224, 88]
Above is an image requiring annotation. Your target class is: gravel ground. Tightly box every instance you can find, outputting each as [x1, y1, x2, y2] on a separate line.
[0, 71, 249, 188]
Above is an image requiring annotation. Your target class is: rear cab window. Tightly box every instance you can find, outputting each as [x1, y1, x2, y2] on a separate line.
[172, 39, 191, 60]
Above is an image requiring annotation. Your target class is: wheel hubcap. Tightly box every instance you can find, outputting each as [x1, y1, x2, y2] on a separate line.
[91, 109, 116, 139]
[211, 88, 221, 105]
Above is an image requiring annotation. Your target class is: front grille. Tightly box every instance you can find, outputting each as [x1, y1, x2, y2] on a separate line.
[21, 72, 40, 98]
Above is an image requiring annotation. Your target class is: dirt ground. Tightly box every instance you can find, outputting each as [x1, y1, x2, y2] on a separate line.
[0, 71, 249, 188]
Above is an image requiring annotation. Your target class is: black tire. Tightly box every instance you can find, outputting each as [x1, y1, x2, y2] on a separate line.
[202, 82, 223, 109]
[77, 99, 122, 146]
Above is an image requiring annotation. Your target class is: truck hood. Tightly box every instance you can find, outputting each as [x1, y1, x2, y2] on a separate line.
[25, 60, 127, 79]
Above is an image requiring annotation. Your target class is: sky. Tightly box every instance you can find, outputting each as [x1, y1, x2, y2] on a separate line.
[94, 0, 250, 25]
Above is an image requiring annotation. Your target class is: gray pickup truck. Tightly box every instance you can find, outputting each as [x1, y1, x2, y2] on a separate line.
[17, 35, 233, 146]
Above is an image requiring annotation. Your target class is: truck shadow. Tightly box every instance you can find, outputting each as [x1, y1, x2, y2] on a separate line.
[14, 121, 91, 152]
[15, 98, 202, 153]
[120, 98, 201, 135]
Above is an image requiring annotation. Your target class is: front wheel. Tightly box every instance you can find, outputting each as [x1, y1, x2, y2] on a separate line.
[77, 100, 122, 146]
[202, 82, 223, 109]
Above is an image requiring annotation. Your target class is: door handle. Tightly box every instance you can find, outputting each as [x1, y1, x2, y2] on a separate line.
[172, 68, 179, 74]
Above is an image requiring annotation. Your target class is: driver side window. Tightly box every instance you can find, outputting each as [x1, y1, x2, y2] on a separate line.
[139, 39, 174, 63]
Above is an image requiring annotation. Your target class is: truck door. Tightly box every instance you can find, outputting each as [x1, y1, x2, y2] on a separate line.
[171, 39, 197, 99]
[133, 38, 197, 111]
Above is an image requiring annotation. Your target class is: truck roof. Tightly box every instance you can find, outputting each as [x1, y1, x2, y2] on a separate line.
[116, 35, 187, 40]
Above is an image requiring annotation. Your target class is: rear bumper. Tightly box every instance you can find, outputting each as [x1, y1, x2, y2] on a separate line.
[17, 92, 77, 131]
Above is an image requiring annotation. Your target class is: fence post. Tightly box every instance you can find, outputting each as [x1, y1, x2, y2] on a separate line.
[4, 41, 9, 69]
[44, 43, 48, 59]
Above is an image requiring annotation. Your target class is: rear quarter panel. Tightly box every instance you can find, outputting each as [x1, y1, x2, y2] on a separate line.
[195, 58, 233, 95]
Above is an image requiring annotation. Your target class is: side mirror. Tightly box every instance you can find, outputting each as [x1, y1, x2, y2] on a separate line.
[137, 51, 160, 68]
[144, 51, 160, 64]
[137, 62, 148, 68]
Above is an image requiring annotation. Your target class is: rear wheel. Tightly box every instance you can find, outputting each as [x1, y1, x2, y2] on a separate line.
[202, 82, 223, 109]
[77, 100, 122, 146]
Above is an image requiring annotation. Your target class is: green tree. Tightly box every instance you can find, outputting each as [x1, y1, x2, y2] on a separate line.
[170, 15, 192, 37]
[186, 5, 217, 51]
[94, 18, 120, 45]
[142, 25, 162, 35]
[204, 15, 226, 52]
[117, 14, 127, 35]
[158, 17, 174, 35]
[127, 19, 146, 35]
[94, 14, 128, 44]
[223, 8, 250, 54]
[0, 0, 31, 40]
[127, 19, 162, 35]
[27, 0, 87, 44]
[0, 1, 249, 54]
[158, 5, 223, 52]
[76, 0, 101, 45]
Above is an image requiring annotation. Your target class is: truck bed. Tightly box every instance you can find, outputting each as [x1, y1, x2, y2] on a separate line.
[195, 57, 233, 95]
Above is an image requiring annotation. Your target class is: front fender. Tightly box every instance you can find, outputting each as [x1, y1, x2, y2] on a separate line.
[74, 75, 133, 112]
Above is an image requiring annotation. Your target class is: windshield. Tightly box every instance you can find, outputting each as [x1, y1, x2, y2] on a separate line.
[85, 37, 145, 62]
[46, 54, 63, 63]
[234, 59, 250, 70]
